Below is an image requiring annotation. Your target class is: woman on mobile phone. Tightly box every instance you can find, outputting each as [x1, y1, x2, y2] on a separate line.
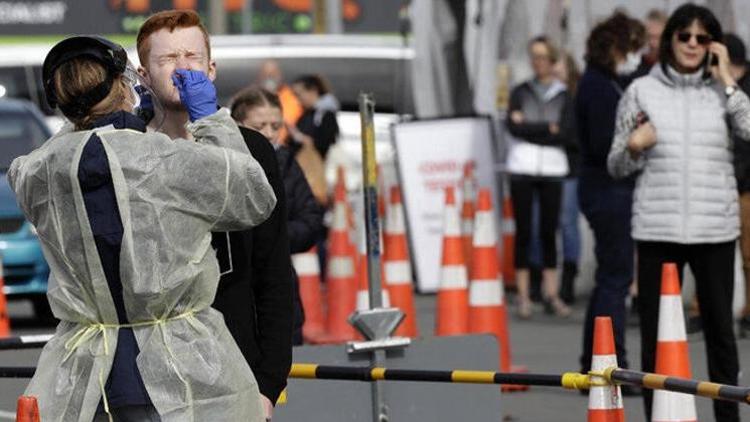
[607, 4, 750, 421]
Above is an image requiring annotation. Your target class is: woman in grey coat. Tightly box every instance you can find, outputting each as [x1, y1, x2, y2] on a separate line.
[608, 5, 750, 421]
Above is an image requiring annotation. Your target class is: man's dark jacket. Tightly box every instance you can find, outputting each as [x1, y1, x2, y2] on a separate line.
[211, 126, 293, 404]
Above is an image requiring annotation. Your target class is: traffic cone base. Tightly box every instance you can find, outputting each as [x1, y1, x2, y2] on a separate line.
[588, 317, 625, 422]
[652, 390, 697, 422]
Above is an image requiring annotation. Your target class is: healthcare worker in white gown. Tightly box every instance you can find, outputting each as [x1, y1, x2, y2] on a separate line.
[9, 35, 275, 422]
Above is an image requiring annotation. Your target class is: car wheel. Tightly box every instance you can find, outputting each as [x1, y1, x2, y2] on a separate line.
[31, 296, 53, 320]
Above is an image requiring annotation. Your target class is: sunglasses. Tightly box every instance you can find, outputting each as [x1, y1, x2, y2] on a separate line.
[676, 32, 712, 45]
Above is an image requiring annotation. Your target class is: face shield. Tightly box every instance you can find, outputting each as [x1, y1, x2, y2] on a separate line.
[122, 61, 165, 129]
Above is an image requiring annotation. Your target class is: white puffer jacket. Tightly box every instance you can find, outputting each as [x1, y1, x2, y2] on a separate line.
[608, 65, 750, 243]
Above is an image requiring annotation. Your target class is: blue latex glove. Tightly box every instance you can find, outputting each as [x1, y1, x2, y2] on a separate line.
[171, 69, 218, 122]
[134, 85, 154, 124]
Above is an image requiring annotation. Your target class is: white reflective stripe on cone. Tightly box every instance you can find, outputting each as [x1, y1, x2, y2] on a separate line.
[469, 279, 504, 306]
[652, 390, 697, 421]
[385, 261, 412, 286]
[292, 252, 319, 276]
[331, 204, 348, 230]
[386, 205, 406, 234]
[588, 354, 623, 410]
[443, 206, 462, 236]
[658, 295, 688, 342]
[473, 211, 496, 247]
[356, 290, 391, 311]
[440, 265, 468, 289]
[328, 257, 354, 278]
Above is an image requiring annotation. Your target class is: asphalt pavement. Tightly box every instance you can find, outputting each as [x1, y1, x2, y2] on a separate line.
[1, 293, 750, 421]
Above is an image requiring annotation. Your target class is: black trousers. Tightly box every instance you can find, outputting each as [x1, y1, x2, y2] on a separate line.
[637, 241, 739, 422]
[510, 175, 562, 269]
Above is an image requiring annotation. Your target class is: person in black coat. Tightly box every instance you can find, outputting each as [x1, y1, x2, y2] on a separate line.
[288, 74, 340, 159]
[575, 12, 644, 393]
[211, 125, 294, 413]
[230, 86, 325, 345]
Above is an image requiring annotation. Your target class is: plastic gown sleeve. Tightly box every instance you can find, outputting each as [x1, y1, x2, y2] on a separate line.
[607, 85, 647, 179]
[186, 108, 277, 231]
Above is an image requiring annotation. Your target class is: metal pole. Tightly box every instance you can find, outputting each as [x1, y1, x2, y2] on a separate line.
[209, 0, 227, 35]
[241, 0, 253, 34]
[326, 0, 343, 34]
[359, 93, 383, 310]
[312, 0, 327, 34]
[358, 93, 387, 422]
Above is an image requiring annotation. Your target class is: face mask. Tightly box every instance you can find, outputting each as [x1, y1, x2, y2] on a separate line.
[616, 51, 642, 76]
[261, 78, 279, 92]
[123, 62, 164, 128]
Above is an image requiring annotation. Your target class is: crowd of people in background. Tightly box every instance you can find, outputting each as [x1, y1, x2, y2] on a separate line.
[505, 4, 750, 421]
[13, 2, 750, 421]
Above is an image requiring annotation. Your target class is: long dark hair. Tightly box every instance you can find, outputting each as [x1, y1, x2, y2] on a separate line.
[292, 74, 331, 96]
[659, 3, 722, 77]
[584, 11, 645, 75]
[230, 86, 282, 122]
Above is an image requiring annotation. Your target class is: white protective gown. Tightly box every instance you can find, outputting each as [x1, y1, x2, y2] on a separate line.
[8, 109, 275, 422]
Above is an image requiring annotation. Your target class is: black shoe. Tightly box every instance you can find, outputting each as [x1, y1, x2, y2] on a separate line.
[619, 384, 642, 396]
[739, 315, 750, 339]
[686, 315, 702, 335]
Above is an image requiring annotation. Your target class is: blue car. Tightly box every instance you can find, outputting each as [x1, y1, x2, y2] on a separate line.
[0, 99, 52, 317]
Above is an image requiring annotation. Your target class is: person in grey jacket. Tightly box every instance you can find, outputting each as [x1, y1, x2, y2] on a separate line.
[607, 5, 750, 421]
[506, 35, 575, 318]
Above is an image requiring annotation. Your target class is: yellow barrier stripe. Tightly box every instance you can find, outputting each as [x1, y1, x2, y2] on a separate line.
[370, 368, 386, 381]
[695, 381, 722, 399]
[451, 370, 496, 384]
[291, 363, 318, 379]
[561, 372, 591, 390]
[642, 373, 666, 389]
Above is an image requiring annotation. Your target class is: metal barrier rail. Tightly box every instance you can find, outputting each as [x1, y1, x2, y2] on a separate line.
[0, 335, 53, 351]
[292, 363, 563, 386]
[604, 368, 750, 405]
[2, 363, 749, 405]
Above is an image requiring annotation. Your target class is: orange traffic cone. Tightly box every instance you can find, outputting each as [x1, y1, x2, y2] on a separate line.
[652, 263, 696, 422]
[588, 316, 625, 422]
[435, 187, 469, 336]
[500, 183, 516, 290]
[15, 395, 40, 422]
[469, 189, 511, 368]
[383, 186, 418, 338]
[324, 171, 357, 343]
[460, 162, 477, 275]
[0, 256, 10, 338]
[292, 248, 326, 343]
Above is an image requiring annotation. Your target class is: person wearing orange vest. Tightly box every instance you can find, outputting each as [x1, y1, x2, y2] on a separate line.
[257, 60, 303, 144]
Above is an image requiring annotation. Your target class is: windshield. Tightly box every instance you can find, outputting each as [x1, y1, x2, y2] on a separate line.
[0, 111, 47, 171]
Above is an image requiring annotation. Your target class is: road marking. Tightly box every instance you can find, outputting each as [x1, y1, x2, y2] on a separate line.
[0, 409, 15, 420]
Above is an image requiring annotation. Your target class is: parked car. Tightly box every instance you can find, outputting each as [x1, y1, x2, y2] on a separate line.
[0, 98, 52, 317]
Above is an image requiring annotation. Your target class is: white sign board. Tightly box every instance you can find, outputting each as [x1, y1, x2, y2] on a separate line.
[392, 117, 500, 293]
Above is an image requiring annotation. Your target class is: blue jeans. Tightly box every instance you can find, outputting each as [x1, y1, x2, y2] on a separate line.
[578, 169, 634, 371]
[528, 178, 580, 266]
